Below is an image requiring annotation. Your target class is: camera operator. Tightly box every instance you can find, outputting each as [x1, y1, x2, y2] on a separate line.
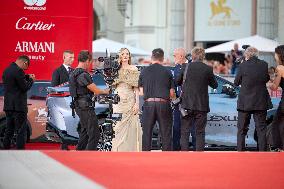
[176, 47, 218, 151]
[69, 50, 109, 151]
[234, 47, 272, 151]
[1, 55, 35, 149]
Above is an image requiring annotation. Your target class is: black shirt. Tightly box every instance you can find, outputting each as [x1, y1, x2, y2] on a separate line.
[77, 70, 93, 87]
[138, 64, 174, 100]
[69, 68, 93, 97]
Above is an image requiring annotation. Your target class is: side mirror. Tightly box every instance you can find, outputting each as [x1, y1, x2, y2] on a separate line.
[222, 84, 237, 98]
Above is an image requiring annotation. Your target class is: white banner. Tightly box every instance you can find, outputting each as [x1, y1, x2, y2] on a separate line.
[194, 0, 252, 41]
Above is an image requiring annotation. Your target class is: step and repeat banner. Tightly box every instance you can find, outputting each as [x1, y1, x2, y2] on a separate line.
[0, 0, 93, 80]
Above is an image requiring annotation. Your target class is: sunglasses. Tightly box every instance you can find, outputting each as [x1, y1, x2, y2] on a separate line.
[24, 61, 30, 67]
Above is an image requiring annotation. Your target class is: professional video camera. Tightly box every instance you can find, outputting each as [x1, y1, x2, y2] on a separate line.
[97, 50, 120, 85]
[96, 49, 120, 105]
[95, 49, 122, 151]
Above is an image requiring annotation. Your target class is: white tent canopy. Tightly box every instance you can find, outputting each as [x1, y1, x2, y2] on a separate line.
[205, 35, 280, 53]
[92, 38, 151, 57]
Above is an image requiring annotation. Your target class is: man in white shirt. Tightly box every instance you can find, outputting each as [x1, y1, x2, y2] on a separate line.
[51, 50, 74, 86]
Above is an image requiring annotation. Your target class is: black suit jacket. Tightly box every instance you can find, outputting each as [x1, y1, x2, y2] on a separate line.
[176, 61, 218, 112]
[234, 56, 272, 111]
[51, 65, 71, 86]
[2, 63, 34, 113]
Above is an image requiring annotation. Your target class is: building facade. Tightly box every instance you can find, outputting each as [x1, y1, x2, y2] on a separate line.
[93, 0, 283, 60]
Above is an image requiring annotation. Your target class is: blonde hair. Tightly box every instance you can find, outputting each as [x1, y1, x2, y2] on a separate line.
[118, 48, 132, 65]
[244, 47, 259, 60]
[191, 47, 205, 61]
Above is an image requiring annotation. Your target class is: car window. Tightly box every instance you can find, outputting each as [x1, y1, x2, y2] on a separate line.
[208, 76, 239, 94]
[27, 82, 52, 99]
[0, 82, 51, 99]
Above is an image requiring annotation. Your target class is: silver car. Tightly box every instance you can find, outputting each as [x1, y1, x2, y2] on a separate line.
[46, 74, 110, 149]
[46, 68, 280, 150]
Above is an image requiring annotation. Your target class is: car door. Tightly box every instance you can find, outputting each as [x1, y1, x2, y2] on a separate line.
[27, 81, 51, 141]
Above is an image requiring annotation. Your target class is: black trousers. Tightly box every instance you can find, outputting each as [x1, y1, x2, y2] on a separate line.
[180, 111, 207, 151]
[3, 111, 27, 149]
[270, 107, 284, 149]
[237, 110, 267, 151]
[75, 107, 100, 151]
[142, 101, 172, 151]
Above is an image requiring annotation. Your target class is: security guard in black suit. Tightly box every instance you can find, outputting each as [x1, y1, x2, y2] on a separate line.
[69, 50, 109, 150]
[51, 50, 74, 86]
[234, 47, 272, 151]
[1, 55, 35, 149]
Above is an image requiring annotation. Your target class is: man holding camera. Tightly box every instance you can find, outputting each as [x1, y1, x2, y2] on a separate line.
[139, 48, 175, 151]
[69, 50, 109, 151]
[234, 47, 272, 151]
[1, 55, 35, 149]
[176, 47, 218, 151]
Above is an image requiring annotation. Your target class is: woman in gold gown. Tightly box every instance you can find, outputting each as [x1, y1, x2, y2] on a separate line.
[111, 48, 142, 151]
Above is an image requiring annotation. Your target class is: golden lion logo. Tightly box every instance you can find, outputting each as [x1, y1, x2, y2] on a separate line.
[210, 0, 234, 19]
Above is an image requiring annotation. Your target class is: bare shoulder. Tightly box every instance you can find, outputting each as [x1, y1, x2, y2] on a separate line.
[276, 65, 284, 76]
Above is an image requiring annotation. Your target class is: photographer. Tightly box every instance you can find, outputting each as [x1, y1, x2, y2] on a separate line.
[1, 55, 35, 149]
[176, 47, 217, 151]
[69, 50, 109, 151]
[234, 47, 272, 151]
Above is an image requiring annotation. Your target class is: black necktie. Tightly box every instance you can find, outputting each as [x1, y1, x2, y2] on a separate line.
[68, 67, 73, 74]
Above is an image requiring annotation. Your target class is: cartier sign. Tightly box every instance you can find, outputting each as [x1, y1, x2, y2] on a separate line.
[16, 17, 55, 31]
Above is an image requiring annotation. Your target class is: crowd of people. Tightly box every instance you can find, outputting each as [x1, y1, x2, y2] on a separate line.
[1, 43, 284, 152]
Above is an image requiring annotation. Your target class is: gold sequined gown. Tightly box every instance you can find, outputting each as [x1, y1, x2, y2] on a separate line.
[111, 68, 142, 151]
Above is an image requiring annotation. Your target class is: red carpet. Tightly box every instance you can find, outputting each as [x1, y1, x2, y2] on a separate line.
[44, 151, 284, 189]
